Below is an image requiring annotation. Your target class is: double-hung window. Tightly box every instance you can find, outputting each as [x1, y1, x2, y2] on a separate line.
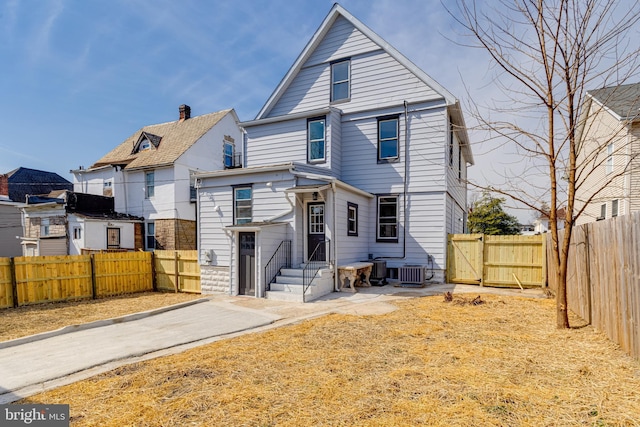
[612, 199, 619, 217]
[224, 142, 234, 168]
[347, 202, 358, 236]
[606, 143, 614, 174]
[146, 222, 156, 250]
[234, 187, 252, 225]
[598, 204, 606, 220]
[331, 59, 350, 102]
[377, 196, 398, 242]
[145, 171, 155, 198]
[308, 118, 326, 163]
[378, 117, 399, 162]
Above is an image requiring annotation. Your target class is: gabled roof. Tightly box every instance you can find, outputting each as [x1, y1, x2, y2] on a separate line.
[256, 3, 457, 120]
[2, 167, 72, 202]
[587, 82, 640, 121]
[90, 109, 237, 171]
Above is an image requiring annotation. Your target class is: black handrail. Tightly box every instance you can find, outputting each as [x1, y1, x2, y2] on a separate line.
[302, 240, 330, 302]
[264, 240, 291, 294]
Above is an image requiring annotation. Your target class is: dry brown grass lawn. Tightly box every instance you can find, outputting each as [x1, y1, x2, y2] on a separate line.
[20, 294, 640, 426]
[0, 292, 203, 342]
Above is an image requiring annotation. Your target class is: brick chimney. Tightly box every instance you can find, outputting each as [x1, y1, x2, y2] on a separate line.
[179, 104, 191, 121]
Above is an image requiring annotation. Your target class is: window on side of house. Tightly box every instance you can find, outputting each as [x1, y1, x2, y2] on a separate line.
[103, 180, 113, 197]
[347, 202, 358, 236]
[378, 117, 399, 162]
[331, 59, 350, 102]
[307, 118, 326, 163]
[458, 145, 462, 179]
[377, 195, 398, 242]
[234, 186, 252, 225]
[41, 218, 50, 237]
[146, 222, 156, 250]
[145, 171, 155, 198]
[612, 199, 619, 217]
[449, 120, 454, 167]
[606, 143, 614, 174]
[73, 227, 82, 240]
[224, 142, 235, 168]
[598, 203, 606, 220]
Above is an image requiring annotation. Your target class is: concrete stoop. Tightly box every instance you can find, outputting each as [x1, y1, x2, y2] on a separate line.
[266, 267, 334, 302]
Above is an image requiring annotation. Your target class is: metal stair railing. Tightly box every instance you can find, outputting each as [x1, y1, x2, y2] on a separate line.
[303, 240, 330, 303]
[264, 240, 291, 293]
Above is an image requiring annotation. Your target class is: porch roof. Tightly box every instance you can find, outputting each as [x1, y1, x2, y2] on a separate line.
[284, 184, 331, 193]
[224, 221, 287, 232]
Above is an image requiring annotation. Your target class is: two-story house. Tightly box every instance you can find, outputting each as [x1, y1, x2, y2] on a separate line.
[196, 4, 473, 301]
[575, 82, 640, 225]
[72, 106, 242, 250]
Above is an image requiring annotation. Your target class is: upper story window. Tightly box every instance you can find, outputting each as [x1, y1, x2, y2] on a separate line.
[612, 199, 619, 217]
[378, 117, 399, 162]
[449, 120, 454, 167]
[145, 171, 155, 198]
[140, 138, 151, 151]
[308, 118, 326, 163]
[73, 227, 82, 240]
[234, 186, 252, 225]
[331, 60, 350, 102]
[347, 202, 358, 236]
[377, 195, 398, 242]
[458, 145, 463, 179]
[41, 218, 50, 237]
[224, 142, 235, 168]
[606, 143, 614, 174]
[103, 180, 113, 197]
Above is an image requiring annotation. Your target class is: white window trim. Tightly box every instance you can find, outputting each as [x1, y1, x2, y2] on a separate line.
[307, 118, 326, 163]
[145, 171, 155, 198]
[331, 60, 350, 102]
[606, 143, 614, 174]
[234, 187, 252, 225]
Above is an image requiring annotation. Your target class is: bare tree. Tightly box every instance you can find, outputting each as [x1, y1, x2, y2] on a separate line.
[446, 0, 640, 328]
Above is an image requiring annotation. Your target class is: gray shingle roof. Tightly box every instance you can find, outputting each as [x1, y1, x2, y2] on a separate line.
[589, 82, 640, 120]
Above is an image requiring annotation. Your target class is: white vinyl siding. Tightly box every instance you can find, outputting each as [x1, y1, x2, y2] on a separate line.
[267, 23, 442, 118]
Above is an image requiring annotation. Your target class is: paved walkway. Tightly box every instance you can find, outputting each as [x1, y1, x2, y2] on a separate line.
[0, 283, 545, 403]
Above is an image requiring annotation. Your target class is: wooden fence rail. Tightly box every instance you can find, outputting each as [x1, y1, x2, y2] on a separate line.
[547, 212, 640, 360]
[0, 251, 187, 309]
[447, 234, 546, 288]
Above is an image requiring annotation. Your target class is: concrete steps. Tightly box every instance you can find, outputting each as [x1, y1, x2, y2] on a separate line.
[266, 266, 334, 302]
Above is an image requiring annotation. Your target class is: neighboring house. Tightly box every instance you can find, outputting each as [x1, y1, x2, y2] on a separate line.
[533, 207, 566, 234]
[575, 82, 640, 225]
[72, 105, 242, 251]
[20, 191, 143, 256]
[0, 167, 72, 202]
[196, 4, 473, 300]
[0, 200, 25, 257]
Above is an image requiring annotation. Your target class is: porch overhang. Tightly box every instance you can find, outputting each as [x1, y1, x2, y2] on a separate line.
[223, 221, 287, 232]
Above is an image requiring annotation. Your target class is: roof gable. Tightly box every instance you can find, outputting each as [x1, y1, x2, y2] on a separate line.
[90, 109, 236, 170]
[256, 4, 457, 120]
[588, 82, 640, 121]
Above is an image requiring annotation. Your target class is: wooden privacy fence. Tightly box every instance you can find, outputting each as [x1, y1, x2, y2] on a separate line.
[154, 250, 201, 293]
[547, 212, 640, 360]
[447, 234, 546, 288]
[0, 252, 154, 308]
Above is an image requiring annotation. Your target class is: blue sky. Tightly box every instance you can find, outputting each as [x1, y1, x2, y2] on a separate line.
[1, 0, 610, 221]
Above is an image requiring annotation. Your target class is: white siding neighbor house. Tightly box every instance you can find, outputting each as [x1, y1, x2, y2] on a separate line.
[196, 4, 473, 301]
[575, 82, 640, 225]
[72, 106, 242, 250]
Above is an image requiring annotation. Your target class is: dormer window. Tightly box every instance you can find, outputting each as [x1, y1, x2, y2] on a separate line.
[133, 132, 162, 154]
[224, 142, 234, 168]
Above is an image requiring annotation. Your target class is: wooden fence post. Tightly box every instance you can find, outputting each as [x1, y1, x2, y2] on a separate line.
[90, 254, 97, 299]
[151, 251, 157, 292]
[9, 257, 18, 308]
[479, 234, 485, 287]
[173, 251, 179, 293]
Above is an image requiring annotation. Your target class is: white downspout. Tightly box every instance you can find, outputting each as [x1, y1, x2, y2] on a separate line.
[332, 181, 338, 292]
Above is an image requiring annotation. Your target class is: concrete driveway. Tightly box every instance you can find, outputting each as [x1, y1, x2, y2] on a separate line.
[0, 283, 545, 404]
